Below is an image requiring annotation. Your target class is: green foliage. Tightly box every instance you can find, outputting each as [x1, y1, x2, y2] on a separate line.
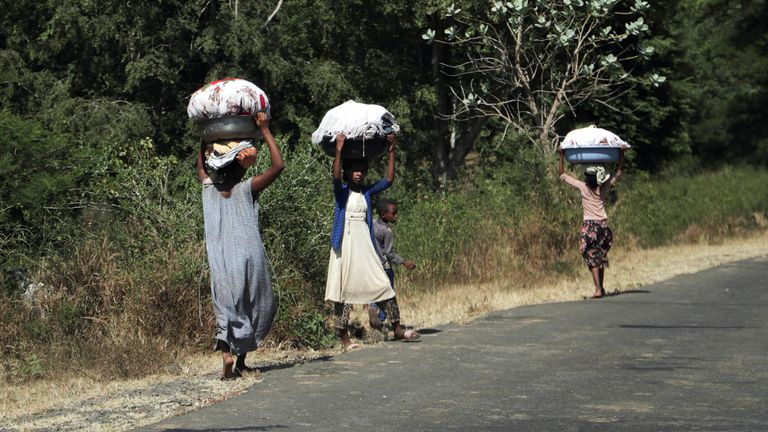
[573, 0, 693, 171]
[613, 167, 768, 246]
[21, 354, 46, 379]
[2, 0, 768, 382]
[0, 110, 75, 227]
[426, 0, 659, 149]
[677, 0, 768, 164]
[257, 142, 337, 348]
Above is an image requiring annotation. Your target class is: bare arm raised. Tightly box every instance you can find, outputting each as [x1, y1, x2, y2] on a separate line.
[386, 134, 395, 183]
[332, 134, 345, 183]
[250, 112, 285, 196]
[610, 149, 625, 187]
[197, 141, 209, 183]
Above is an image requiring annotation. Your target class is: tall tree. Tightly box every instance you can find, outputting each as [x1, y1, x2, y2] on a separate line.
[679, 0, 768, 164]
[424, 0, 661, 154]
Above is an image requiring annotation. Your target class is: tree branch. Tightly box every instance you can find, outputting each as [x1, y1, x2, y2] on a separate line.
[259, 0, 283, 31]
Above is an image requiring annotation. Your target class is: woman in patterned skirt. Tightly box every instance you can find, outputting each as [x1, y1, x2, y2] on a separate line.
[558, 149, 624, 298]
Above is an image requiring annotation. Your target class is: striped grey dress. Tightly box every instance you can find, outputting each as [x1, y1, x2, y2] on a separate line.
[202, 179, 276, 355]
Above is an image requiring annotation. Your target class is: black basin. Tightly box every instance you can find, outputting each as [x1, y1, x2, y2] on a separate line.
[317, 135, 389, 159]
[196, 116, 261, 142]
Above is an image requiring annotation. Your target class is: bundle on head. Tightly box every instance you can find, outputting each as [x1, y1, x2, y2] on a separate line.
[188, 78, 270, 143]
[311, 100, 400, 160]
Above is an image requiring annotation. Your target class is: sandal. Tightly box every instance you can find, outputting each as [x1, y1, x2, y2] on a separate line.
[394, 329, 420, 341]
[219, 370, 240, 381]
[343, 342, 362, 352]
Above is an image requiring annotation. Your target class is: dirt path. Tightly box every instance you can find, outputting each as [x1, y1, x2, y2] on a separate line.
[2, 230, 767, 431]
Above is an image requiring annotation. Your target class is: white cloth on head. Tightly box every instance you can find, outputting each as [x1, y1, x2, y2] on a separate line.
[205, 141, 254, 171]
[311, 100, 400, 145]
[585, 165, 611, 185]
[187, 78, 270, 120]
[559, 125, 630, 149]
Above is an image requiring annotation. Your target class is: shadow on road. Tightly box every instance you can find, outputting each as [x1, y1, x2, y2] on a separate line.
[604, 289, 651, 297]
[618, 324, 752, 330]
[255, 355, 334, 373]
[162, 426, 287, 432]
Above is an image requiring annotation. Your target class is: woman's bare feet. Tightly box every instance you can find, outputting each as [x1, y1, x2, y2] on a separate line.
[339, 328, 353, 347]
[221, 352, 236, 380]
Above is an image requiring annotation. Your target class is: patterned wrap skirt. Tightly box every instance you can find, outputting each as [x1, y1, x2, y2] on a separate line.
[580, 220, 613, 268]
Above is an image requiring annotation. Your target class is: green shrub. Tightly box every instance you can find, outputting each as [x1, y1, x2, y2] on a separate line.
[613, 167, 768, 246]
[1, 128, 766, 382]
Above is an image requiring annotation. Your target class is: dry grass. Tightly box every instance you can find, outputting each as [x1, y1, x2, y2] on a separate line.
[0, 348, 333, 431]
[2, 229, 767, 431]
[395, 229, 768, 329]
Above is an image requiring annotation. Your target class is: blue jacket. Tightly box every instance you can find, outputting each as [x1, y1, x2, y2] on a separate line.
[331, 178, 391, 252]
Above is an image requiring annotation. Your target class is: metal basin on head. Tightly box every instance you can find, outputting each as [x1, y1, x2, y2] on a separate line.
[196, 116, 261, 142]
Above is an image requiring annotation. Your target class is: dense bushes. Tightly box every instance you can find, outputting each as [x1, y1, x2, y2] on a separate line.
[3, 136, 766, 382]
[613, 168, 768, 246]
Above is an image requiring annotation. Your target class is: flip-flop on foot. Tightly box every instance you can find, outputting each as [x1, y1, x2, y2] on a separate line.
[343, 342, 362, 352]
[395, 329, 420, 341]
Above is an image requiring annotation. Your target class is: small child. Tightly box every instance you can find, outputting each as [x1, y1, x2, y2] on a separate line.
[369, 199, 416, 330]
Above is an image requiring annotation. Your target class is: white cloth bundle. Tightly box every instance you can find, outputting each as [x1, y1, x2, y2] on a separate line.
[205, 140, 254, 171]
[559, 125, 630, 149]
[187, 78, 270, 120]
[311, 100, 400, 145]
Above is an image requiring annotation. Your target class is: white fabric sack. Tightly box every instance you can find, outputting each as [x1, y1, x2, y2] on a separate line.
[559, 125, 630, 149]
[187, 78, 270, 120]
[311, 100, 400, 145]
[205, 141, 254, 171]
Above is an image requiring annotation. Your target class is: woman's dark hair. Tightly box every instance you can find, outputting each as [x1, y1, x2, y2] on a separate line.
[584, 172, 599, 190]
[342, 159, 369, 182]
[208, 161, 246, 186]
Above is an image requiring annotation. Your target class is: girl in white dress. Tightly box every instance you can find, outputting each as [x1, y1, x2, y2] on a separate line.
[325, 134, 419, 349]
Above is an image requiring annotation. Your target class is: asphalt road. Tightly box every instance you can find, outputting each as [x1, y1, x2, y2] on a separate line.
[139, 257, 768, 432]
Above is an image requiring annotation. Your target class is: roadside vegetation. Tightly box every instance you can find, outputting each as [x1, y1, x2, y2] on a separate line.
[2, 0, 767, 383]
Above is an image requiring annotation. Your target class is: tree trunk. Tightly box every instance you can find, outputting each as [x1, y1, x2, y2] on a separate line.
[430, 18, 483, 190]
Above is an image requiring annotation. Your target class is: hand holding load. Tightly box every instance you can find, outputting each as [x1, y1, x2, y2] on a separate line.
[189, 78, 271, 183]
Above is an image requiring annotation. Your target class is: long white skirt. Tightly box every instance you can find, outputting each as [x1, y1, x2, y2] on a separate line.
[324, 193, 395, 304]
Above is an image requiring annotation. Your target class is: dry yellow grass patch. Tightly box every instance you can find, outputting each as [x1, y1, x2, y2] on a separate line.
[396, 229, 768, 329]
[0, 348, 331, 431]
[2, 229, 767, 431]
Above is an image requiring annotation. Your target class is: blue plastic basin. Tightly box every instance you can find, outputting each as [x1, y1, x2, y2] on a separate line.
[564, 148, 620, 164]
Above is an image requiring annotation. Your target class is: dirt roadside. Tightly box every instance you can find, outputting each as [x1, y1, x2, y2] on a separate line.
[2, 230, 767, 431]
